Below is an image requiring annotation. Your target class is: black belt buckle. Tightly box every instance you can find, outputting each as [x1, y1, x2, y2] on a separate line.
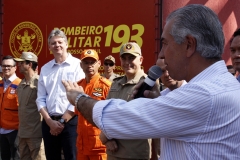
[50, 115, 62, 121]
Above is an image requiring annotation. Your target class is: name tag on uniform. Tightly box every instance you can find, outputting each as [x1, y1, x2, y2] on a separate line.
[93, 92, 102, 97]
[10, 89, 16, 94]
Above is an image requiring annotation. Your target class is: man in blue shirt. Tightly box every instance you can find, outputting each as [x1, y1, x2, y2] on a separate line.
[63, 4, 240, 159]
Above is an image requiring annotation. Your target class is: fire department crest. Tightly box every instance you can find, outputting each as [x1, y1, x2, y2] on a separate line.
[9, 21, 43, 57]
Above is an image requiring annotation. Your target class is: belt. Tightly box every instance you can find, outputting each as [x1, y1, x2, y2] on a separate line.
[50, 115, 63, 121]
[50, 115, 77, 122]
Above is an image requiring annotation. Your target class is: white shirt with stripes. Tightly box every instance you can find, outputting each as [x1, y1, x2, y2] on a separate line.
[93, 60, 240, 159]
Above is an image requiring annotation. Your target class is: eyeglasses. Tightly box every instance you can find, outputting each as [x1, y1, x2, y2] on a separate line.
[1, 65, 15, 69]
[104, 62, 114, 66]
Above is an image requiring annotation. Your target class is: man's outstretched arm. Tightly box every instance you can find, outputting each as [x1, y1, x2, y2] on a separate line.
[62, 80, 98, 126]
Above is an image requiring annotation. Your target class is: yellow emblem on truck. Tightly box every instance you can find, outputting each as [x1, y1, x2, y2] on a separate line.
[9, 21, 43, 57]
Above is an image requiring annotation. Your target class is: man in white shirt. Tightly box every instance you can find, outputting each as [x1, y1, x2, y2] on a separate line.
[63, 4, 240, 159]
[36, 28, 85, 160]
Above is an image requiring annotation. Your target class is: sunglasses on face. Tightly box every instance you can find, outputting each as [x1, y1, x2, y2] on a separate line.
[104, 62, 114, 66]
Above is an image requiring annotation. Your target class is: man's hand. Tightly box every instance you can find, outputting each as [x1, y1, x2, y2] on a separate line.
[100, 132, 118, 152]
[47, 119, 64, 136]
[100, 132, 109, 144]
[62, 80, 85, 105]
[105, 140, 118, 152]
[131, 79, 160, 99]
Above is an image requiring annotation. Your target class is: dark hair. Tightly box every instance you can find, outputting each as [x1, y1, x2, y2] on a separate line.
[230, 28, 240, 44]
[25, 60, 38, 71]
[2, 55, 16, 66]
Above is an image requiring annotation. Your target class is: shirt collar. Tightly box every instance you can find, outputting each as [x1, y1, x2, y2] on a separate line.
[189, 60, 227, 83]
[119, 69, 146, 85]
[21, 73, 38, 85]
[89, 73, 101, 83]
[4, 73, 17, 83]
[50, 53, 73, 68]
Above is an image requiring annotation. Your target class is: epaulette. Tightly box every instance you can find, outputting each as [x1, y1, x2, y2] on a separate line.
[112, 75, 124, 82]
[100, 77, 112, 86]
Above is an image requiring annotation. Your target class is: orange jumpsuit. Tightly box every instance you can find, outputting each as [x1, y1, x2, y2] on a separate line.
[76, 73, 111, 160]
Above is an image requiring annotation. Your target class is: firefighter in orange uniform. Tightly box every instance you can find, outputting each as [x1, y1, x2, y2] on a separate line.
[76, 49, 111, 160]
[0, 55, 21, 160]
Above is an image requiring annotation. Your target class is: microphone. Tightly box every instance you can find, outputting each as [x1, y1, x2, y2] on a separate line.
[134, 65, 162, 98]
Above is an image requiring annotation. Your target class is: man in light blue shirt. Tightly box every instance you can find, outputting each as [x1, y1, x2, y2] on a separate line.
[63, 4, 240, 159]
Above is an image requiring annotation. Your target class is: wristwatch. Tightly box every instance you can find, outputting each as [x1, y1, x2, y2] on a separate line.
[75, 93, 90, 106]
[59, 118, 66, 124]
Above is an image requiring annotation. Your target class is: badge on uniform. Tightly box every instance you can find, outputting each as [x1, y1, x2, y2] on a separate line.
[10, 89, 16, 94]
[93, 88, 103, 97]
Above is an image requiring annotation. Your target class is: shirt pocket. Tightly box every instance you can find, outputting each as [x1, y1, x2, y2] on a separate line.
[66, 72, 75, 81]
[87, 124, 105, 150]
[4, 108, 18, 121]
[4, 107, 18, 121]
[24, 87, 37, 106]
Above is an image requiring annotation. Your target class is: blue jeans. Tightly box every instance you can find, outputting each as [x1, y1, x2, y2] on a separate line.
[42, 116, 78, 160]
[0, 130, 19, 160]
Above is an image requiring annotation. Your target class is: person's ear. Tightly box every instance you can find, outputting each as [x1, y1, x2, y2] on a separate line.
[186, 35, 196, 57]
[65, 41, 68, 49]
[97, 60, 101, 67]
[139, 56, 144, 65]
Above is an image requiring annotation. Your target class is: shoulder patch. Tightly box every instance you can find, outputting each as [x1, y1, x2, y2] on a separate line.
[100, 77, 111, 86]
